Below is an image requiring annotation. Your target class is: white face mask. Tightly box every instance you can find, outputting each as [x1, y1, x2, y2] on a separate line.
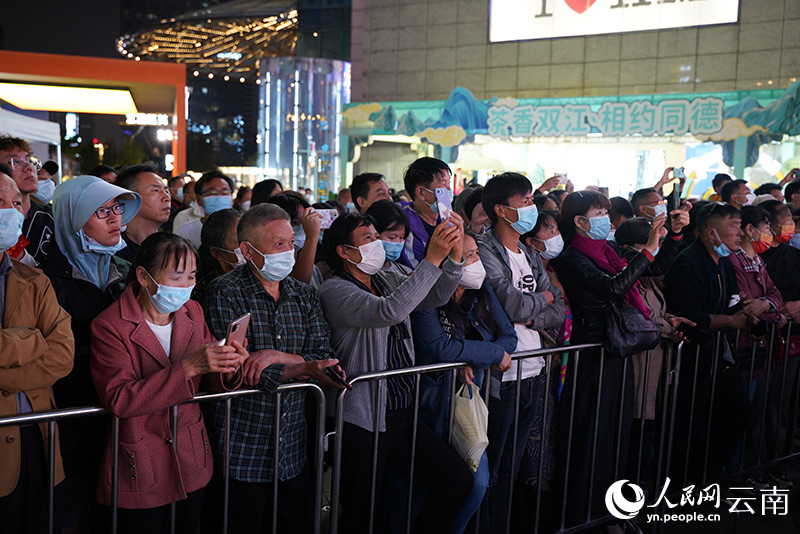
[540, 234, 564, 260]
[743, 193, 756, 206]
[346, 239, 385, 275]
[460, 260, 486, 290]
[241, 200, 251, 211]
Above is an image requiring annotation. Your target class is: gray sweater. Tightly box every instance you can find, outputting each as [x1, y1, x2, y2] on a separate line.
[318, 257, 463, 432]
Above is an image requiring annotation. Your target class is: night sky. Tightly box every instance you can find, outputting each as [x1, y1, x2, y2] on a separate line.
[2, 0, 122, 59]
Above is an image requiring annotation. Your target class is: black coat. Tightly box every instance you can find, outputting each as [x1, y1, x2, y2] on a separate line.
[43, 242, 129, 408]
[551, 244, 652, 344]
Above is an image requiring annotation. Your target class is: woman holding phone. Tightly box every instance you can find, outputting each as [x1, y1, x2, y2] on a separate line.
[90, 233, 246, 533]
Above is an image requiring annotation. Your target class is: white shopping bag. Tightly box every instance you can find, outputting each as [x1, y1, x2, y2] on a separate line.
[450, 384, 489, 472]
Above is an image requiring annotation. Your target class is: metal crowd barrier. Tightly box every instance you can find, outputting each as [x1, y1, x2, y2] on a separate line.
[0, 383, 326, 534]
[1, 325, 798, 534]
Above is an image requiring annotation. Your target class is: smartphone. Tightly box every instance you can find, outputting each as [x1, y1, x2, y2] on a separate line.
[555, 173, 568, 184]
[434, 188, 453, 224]
[673, 167, 685, 179]
[316, 209, 339, 230]
[324, 366, 352, 390]
[225, 313, 250, 347]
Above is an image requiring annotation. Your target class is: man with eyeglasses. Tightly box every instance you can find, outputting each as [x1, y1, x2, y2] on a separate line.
[0, 135, 55, 267]
[113, 162, 171, 263]
[175, 170, 234, 247]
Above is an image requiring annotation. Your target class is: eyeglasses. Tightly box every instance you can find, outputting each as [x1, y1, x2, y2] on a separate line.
[95, 203, 125, 219]
[6, 156, 41, 171]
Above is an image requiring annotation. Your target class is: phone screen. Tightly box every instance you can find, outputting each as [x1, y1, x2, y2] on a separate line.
[433, 188, 453, 223]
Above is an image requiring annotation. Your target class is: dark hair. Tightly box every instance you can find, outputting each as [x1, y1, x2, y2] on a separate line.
[630, 188, 658, 214]
[198, 209, 241, 280]
[785, 180, 800, 202]
[89, 164, 116, 178]
[0, 135, 31, 154]
[322, 212, 376, 272]
[129, 233, 198, 293]
[167, 175, 185, 188]
[549, 189, 568, 207]
[609, 196, 635, 224]
[521, 210, 559, 244]
[251, 179, 283, 205]
[265, 192, 309, 223]
[697, 202, 741, 232]
[235, 186, 252, 204]
[461, 186, 485, 223]
[614, 217, 652, 247]
[482, 172, 533, 226]
[351, 173, 385, 208]
[365, 199, 409, 238]
[740, 205, 770, 232]
[712, 173, 732, 190]
[684, 200, 710, 241]
[758, 199, 791, 226]
[754, 183, 781, 197]
[403, 157, 451, 200]
[0, 162, 12, 178]
[195, 170, 234, 197]
[238, 203, 291, 244]
[182, 181, 194, 196]
[116, 162, 160, 192]
[720, 179, 747, 203]
[534, 194, 557, 211]
[559, 190, 611, 244]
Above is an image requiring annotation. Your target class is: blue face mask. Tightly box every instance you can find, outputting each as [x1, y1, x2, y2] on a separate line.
[382, 240, 404, 262]
[0, 208, 24, 251]
[33, 179, 56, 204]
[345, 201, 355, 212]
[202, 195, 232, 215]
[583, 215, 612, 241]
[79, 229, 127, 255]
[711, 229, 732, 258]
[504, 204, 539, 235]
[145, 270, 194, 314]
[176, 188, 184, 201]
[790, 233, 800, 251]
[293, 224, 306, 251]
[248, 244, 295, 282]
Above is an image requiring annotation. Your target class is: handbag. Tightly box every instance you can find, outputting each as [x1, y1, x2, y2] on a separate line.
[604, 299, 661, 359]
[450, 384, 489, 472]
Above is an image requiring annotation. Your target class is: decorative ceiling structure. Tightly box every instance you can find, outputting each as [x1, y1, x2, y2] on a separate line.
[117, 0, 297, 81]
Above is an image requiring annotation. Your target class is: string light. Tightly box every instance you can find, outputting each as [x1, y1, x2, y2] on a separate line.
[116, 9, 298, 82]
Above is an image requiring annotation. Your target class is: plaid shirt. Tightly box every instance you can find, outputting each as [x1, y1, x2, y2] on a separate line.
[205, 266, 334, 482]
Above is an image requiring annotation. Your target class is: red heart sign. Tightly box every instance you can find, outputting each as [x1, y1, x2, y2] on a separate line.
[564, 0, 597, 14]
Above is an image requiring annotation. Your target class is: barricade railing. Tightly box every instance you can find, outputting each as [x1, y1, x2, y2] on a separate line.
[0, 382, 326, 534]
[2, 324, 798, 534]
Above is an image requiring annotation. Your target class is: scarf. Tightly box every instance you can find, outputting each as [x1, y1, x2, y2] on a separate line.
[570, 235, 651, 319]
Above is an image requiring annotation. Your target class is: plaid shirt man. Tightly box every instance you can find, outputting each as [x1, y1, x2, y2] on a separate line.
[205, 265, 334, 482]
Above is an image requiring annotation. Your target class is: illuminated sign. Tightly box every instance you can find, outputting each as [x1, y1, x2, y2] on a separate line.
[489, 0, 739, 43]
[486, 97, 724, 138]
[125, 113, 170, 126]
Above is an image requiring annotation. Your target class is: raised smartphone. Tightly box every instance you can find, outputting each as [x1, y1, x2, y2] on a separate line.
[225, 313, 250, 347]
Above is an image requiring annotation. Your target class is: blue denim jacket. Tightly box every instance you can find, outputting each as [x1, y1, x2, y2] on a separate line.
[411, 283, 517, 436]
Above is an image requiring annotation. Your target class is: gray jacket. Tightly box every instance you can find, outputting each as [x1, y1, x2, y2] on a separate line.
[318, 257, 463, 432]
[478, 229, 566, 333]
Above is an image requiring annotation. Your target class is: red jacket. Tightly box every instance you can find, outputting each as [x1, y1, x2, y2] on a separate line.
[90, 286, 237, 509]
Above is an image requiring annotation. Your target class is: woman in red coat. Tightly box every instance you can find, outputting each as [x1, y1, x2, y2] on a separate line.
[90, 232, 246, 533]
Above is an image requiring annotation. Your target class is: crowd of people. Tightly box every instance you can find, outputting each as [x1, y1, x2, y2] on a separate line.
[1, 130, 800, 533]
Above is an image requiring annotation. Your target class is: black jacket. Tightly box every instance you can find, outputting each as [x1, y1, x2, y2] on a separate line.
[663, 238, 741, 348]
[760, 243, 800, 302]
[552, 244, 652, 344]
[43, 243, 129, 408]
